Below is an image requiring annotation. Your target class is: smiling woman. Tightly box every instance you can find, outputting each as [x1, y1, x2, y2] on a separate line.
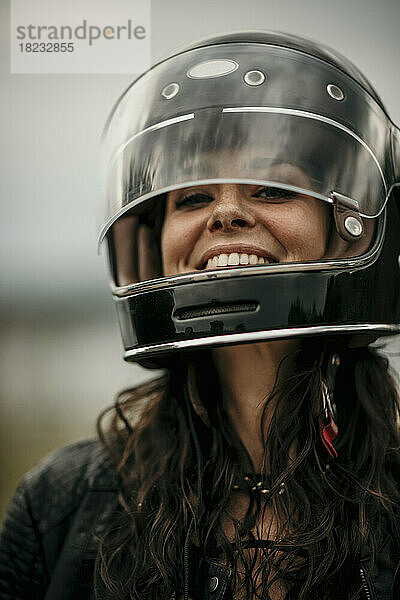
[1, 30, 400, 600]
[161, 183, 329, 275]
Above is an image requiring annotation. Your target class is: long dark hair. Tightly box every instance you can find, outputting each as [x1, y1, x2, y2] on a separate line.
[94, 339, 400, 599]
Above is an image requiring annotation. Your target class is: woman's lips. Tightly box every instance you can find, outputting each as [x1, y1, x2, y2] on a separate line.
[205, 252, 272, 269]
[196, 245, 279, 270]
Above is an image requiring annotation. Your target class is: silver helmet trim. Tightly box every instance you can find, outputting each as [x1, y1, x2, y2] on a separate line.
[123, 324, 400, 361]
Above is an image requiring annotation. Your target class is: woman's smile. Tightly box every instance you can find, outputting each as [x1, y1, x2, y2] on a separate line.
[161, 182, 329, 276]
[197, 245, 278, 270]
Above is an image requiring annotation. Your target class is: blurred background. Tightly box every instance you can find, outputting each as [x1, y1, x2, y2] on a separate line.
[1, 0, 400, 517]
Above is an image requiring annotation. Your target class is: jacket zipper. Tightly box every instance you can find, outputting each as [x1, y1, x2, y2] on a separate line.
[359, 566, 373, 600]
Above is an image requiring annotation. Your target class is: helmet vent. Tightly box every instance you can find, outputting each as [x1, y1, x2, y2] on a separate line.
[175, 301, 259, 320]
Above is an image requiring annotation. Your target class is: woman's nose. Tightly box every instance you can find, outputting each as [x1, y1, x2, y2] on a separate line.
[206, 186, 256, 232]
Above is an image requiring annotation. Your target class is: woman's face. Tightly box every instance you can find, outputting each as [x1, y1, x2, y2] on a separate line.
[161, 183, 329, 276]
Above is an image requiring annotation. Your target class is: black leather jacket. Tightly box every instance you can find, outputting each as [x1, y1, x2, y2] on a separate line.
[0, 440, 396, 600]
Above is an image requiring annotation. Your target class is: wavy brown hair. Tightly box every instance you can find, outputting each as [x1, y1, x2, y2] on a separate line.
[94, 339, 400, 599]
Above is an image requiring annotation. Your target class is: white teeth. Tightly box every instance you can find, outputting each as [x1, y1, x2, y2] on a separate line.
[202, 252, 272, 269]
[228, 252, 239, 265]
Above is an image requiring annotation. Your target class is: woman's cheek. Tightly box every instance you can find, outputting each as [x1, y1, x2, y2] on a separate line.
[162, 242, 181, 275]
[267, 211, 325, 261]
[162, 219, 194, 274]
[161, 222, 177, 275]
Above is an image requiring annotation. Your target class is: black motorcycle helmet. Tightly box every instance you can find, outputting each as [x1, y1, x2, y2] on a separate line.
[99, 31, 400, 368]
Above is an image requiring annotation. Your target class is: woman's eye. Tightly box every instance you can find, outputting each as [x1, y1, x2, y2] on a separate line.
[175, 193, 213, 208]
[252, 187, 297, 202]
